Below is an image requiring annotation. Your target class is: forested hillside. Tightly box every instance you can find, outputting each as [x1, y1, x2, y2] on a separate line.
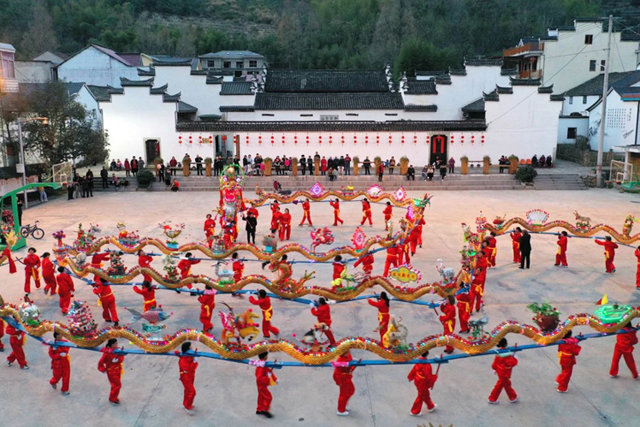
[2, 0, 640, 73]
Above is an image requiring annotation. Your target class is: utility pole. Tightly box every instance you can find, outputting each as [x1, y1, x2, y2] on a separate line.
[596, 15, 614, 188]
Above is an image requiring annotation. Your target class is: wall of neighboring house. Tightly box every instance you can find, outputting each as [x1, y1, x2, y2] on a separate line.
[58, 47, 138, 87]
[562, 94, 599, 115]
[557, 116, 589, 143]
[543, 21, 639, 93]
[14, 61, 54, 83]
[74, 85, 102, 128]
[588, 92, 638, 151]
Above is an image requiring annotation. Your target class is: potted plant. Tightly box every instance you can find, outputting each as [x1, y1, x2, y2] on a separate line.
[508, 155, 519, 174]
[205, 157, 213, 176]
[527, 302, 561, 332]
[400, 156, 410, 175]
[137, 170, 155, 189]
[374, 156, 382, 172]
[353, 156, 360, 175]
[460, 156, 469, 175]
[182, 155, 191, 176]
[516, 165, 537, 184]
[482, 155, 491, 175]
[314, 158, 320, 176]
[264, 157, 273, 176]
[292, 157, 298, 176]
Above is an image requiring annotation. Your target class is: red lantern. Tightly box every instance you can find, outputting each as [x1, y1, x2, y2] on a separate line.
[459, 134, 464, 145]
[401, 135, 405, 145]
[481, 135, 485, 144]
[294, 135, 298, 145]
[209, 135, 213, 143]
[178, 135, 183, 144]
[198, 135, 203, 144]
[471, 135, 475, 144]
[413, 134, 417, 145]
[450, 135, 454, 145]
[306, 135, 310, 145]
[353, 135, 357, 144]
[426, 135, 430, 144]
[258, 135, 262, 145]
[189, 135, 193, 144]
[222, 135, 227, 141]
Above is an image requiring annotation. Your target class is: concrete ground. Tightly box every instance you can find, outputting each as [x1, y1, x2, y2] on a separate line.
[0, 188, 639, 427]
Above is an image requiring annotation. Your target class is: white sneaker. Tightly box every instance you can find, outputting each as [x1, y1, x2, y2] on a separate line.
[488, 399, 499, 405]
[410, 411, 422, 416]
[6, 361, 12, 367]
[184, 407, 195, 416]
[428, 404, 437, 413]
[610, 374, 618, 378]
[509, 397, 518, 403]
[337, 411, 350, 416]
[556, 389, 567, 393]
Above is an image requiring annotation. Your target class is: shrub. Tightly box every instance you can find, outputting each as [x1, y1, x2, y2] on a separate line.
[515, 165, 538, 183]
[137, 170, 155, 188]
[460, 156, 469, 162]
[508, 155, 519, 162]
[353, 156, 360, 164]
[204, 157, 213, 165]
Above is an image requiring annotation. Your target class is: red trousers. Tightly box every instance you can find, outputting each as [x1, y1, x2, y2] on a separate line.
[458, 307, 470, 332]
[411, 385, 435, 414]
[7, 336, 27, 367]
[555, 364, 573, 392]
[200, 308, 213, 332]
[50, 358, 70, 392]
[489, 376, 517, 402]
[141, 272, 153, 283]
[605, 256, 616, 273]
[361, 212, 372, 226]
[512, 245, 520, 263]
[107, 370, 122, 403]
[410, 239, 418, 255]
[610, 349, 638, 378]
[43, 274, 57, 294]
[555, 251, 568, 266]
[257, 385, 272, 412]
[59, 292, 72, 314]
[333, 212, 343, 226]
[469, 285, 484, 312]
[383, 257, 398, 277]
[299, 212, 312, 226]
[378, 316, 390, 342]
[279, 224, 291, 240]
[324, 327, 337, 347]
[636, 264, 640, 287]
[262, 320, 280, 338]
[442, 322, 455, 353]
[384, 216, 391, 230]
[100, 296, 119, 323]
[0, 321, 4, 351]
[337, 378, 355, 412]
[181, 375, 196, 409]
[24, 268, 40, 293]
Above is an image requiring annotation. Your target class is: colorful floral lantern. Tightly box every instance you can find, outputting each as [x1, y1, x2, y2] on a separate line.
[309, 182, 325, 197]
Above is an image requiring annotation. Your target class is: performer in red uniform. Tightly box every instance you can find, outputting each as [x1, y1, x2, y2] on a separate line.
[510, 228, 522, 264]
[595, 236, 619, 273]
[279, 208, 291, 240]
[456, 291, 471, 333]
[415, 217, 426, 248]
[247, 203, 259, 219]
[398, 241, 411, 265]
[368, 292, 390, 341]
[133, 281, 157, 312]
[636, 246, 640, 289]
[469, 268, 485, 313]
[137, 249, 154, 283]
[5, 322, 28, 369]
[332, 255, 345, 281]
[90, 251, 111, 282]
[0, 319, 4, 352]
[556, 330, 581, 392]
[249, 290, 280, 338]
[22, 247, 41, 296]
[609, 321, 638, 378]
[487, 232, 497, 267]
[232, 252, 244, 282]
[332, 350, 356, 416]
[198, 286, 216, 333]
[488, 338, 518, 403]
[254, 352, 276, 418]
[49, 331, 71, 394]
[439, 296, 456, 354]
[330, 199, 344, 226]
[555, 231, 569, 267]
[42, 252, 57, 295]
[178, 342, 198, 414]
[408, 351, 438, 415]
[476, 250, 488, 286]
[383, 202, 393, 231]
[56, 266, 75, 315]
[299, 199, 313, 226]
[270, 206, 282, 234]
[354, 251, 374, 277]
[360, 198, 373, 226]
[311, 298, 336, 346]
[269, 202, 279, 230]
[97, 338, 125, 405]
[203, 213, 216, 249]
[178, 252, 200, 284]
[92, 279, 120, 326]
[482, 241, 494, 268]
[383, 246, 399, 277]
[409, 225, 421, 256]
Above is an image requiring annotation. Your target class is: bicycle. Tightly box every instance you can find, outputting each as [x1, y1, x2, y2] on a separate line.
[20, 220, 45, 240]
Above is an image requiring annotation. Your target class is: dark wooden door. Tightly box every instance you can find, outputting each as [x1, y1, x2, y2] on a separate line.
[145, 139, 159, 164]
[430, 135, 447, 165]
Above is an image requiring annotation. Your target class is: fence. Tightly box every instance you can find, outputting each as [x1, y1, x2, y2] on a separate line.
[556, 144, 621, 166]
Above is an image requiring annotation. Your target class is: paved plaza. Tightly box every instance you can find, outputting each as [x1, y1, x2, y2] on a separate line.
[0, 188, 639, 427]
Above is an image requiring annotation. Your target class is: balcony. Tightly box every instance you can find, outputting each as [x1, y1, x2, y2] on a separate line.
[518, 69, 543, 79]
[503, 42, 544, 57]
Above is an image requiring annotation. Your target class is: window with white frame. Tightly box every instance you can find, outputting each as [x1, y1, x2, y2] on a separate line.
[0, 52, 15, 79]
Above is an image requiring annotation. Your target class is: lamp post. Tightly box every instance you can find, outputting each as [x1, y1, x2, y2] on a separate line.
[17, 117, 48, 209]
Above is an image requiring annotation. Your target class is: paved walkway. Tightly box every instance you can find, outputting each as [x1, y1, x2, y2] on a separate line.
[0, 189, 638, 426]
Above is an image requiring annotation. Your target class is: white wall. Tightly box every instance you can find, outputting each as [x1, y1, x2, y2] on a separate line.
[587, 92, 638, 151]
[75, 85, 102, 128]
[543, 21, 639, 93]
[562, 95, 598, 115]
[58, 47, 139, 87]
[227, 109, 404, 122]
[15, 61, 54, 83]
[558, 116, 589, 143]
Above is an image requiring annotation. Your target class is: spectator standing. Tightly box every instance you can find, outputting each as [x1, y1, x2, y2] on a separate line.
[169, 157, 178, 175]
[448, 157, 455, 174]
[338, 156, 345, 175]
[344, 154, 351, 175]
[284, 157, 290, 174]
[138, 158, 145, 171]
[80, 175, 89, 198]
[307, 156, 313, 175]
[274, 157, 282, 176]
[377, 161, 384, 182]
[73, 172, 80, 198]
[195, 155, 203, 176]
[100, 167, 109, 188]
[86, 169, 94, 197]
[38, 185, 48, 202]
[300, 155, 307, 175]
[124, 159, 131, 177]
[158, 163, 166, 182]
[131, 157, 138, 176]
[389, 157, 396, 175]
[321, 157, 327, 176]
[243, 156, 249, 174]
[439, 161, 447, 181]
[363, 157, 371, 175]
[531, 155, 538, 168]
[407, 165, 415, 181]
[519, 230, 532, 269]
[314, 152, 321, 162]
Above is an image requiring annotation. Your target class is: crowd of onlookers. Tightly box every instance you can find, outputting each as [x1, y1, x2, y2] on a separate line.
[110, 157, 145, 176]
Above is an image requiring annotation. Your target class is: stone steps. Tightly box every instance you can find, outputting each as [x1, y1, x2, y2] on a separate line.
[533, 174, 587, 190]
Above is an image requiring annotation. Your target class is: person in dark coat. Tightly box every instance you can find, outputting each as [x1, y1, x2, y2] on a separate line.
[518, 229, 531, 269]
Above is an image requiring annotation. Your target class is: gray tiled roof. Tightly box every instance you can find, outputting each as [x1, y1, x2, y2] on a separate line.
[254, 92, 404, 110]
[265, 70, 389, 93]
[120, 77, 153, 87]
[483, 90, 499, 101]
[162, 93, 181, 102]
[220, 82, 254, 95]
[220, 106, 255, 112]
[198, 51, 264, 59]
[564, 71, 640, 96]
[461, 98, 485, 113]
[137, 67, 155, 77]
[404, 104, 437, 112]
[150, 84, 168, 94]
[176, 120, 487, 132]
[449, 69, 467, 76]
[465, 58, 503, 66]
[496, 85, 513, 94]
[178, 101, 197, 112]
[538, 85, 554, 94]
[510, 77, 541, 86]
[501, 68, 518, 76]
[404, 81, 437, 95]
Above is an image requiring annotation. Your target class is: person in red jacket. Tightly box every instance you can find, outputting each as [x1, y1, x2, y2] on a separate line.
[178, 342, 198, 415]
[247, 203, 259, 219]
[332, 350, 356, 416]
[416, 217, 426, 248]
[636, 246, 640, 289]
[330, 199, 344, 226]
[482, 240, 494, 268]
[510, 228, 522, 264]
[456, 290, 471, 333]
[408, 350, 438, 415]
[254, 351, 276, 418]
[556, 330, 581, 392]
[49, 331, 71, 394]
[92, 279, 119, 326]
[270, 205, 282, 234]
[269, 202, 279, 229]
[383, 202, 393, 231]
[439, 296, 456, 354]
[198, 286, 216, 333]
[311, 298, 336, 346]
[5, 321, 28, 369]
[90, 251, 111, 282]
[487, 232, 497, 267]
[609, 320, 638, 379]
[409, 225, 421, 256]
[137, 249, 154, 283]
[299, 199, 312, 226]
[555, 231, 569, 267]
[98, 338, 125, 405]
[133, 281, 157, 312]
[488, 338, 518, 404]
[332, 255, 345, 281]
[595, 236, 619, 273]
[22, 247, 41, 296]
[354, 251, 374, 277]
[279, 208, 291, 240]
[249, 290, 280, 338]
[476, 250, 488, 286]
[56, 266, 75, 315]
[42, 252, 57, 295]
[469, 268, 485, 313]
[368, 292, 390, 341]
[178, 253, 200, 285]
[232, 252, 244, 282]
[203, 213, 216, 249]
[360, 198, 373, 226]
[383, 246, 399, 277]
[0, 319, 4, 352]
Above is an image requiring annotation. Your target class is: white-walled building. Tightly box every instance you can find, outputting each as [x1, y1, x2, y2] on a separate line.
[504, 19, 640, 94]
[0, 42, 18, 93]
[57, 44, 140, 87]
